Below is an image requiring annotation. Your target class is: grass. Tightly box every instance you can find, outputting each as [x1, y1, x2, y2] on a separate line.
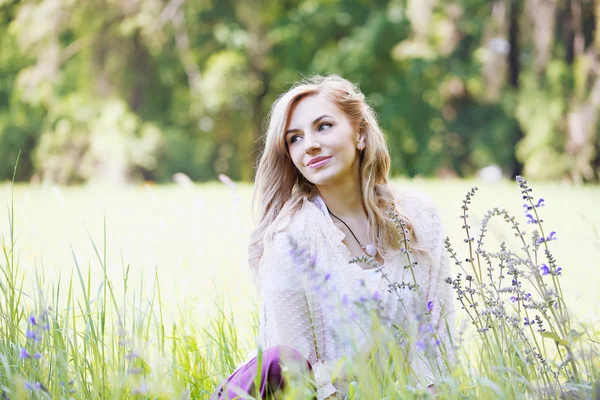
[1, 177, 599, 398]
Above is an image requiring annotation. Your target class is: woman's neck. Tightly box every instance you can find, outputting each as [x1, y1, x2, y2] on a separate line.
[316, 180, 366, 220]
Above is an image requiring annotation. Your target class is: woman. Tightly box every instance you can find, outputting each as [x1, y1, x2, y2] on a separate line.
[213, 75, 454, 399]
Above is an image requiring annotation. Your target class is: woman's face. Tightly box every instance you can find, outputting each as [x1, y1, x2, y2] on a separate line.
[285, 94, 364, 188]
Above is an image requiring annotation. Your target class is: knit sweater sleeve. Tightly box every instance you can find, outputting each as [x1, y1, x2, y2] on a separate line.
[395, 190, 455, 384]
[257, 230, 337, 399]
[424, 199, 455, 375]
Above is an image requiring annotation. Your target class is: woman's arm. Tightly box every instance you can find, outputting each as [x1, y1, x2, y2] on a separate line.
[258, 231, 337, 399]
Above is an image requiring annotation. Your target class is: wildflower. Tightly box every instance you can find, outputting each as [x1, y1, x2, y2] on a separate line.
[24, 382, 33, 390]
[416, 340, 426, 352]
[525, 214, 536, 224]
[324, 272, 331, 281]
[33, 352, 42, 359]
[132, 383, 149, 394]
[372, 291, 381, 301]
[359, 295, 367, 303]
[427, 301, 434, 311]
[341, 294, 349, 306]
[536, 198, 545, 207]
[540, 264, 550, 276]
[555, 267, 562, 276]
[510, 296, 517, 302]
[524, 317, 532, 326]
[20, 347, 29, 359]
[128, 367, 143, 375]
[28, 315, 37, 326]
[547, 231, 556, 241]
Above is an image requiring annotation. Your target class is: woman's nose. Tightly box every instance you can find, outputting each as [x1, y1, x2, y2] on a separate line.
[304, 133, 321, 153]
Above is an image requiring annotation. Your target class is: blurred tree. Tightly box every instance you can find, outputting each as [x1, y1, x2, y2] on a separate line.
[0, 0, 598, 183]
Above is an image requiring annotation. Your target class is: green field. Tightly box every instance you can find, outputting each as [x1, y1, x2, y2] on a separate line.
[1, 178, 599, 397]
[3, 178, 599, 333]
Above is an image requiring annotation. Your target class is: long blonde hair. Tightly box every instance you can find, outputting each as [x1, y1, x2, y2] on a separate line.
[249, 75, 420, 277]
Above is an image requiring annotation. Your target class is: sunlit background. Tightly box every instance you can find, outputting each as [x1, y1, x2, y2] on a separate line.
[1, 0, 599, 341]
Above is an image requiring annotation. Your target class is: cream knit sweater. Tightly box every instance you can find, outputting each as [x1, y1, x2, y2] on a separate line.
[253, 190, 454, 399]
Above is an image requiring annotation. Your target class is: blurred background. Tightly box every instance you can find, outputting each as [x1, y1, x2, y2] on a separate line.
[1, 0, 599, 185]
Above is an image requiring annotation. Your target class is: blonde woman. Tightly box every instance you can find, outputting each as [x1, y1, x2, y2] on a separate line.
[213, 75, 454, 399]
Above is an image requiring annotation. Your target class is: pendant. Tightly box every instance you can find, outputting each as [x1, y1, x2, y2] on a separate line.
[364, 244, 377, 257]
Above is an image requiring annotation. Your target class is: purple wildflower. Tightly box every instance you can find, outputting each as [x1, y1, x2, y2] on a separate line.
[372, 291, 381, 301]
[324, 272, 331, 281]
[341, 294, 349, 306]
[525, 214, 536, 224]
[24, 382, 33, 390]
[547, 231, 557, 241]
[28, 315, 37, 326]
[536, 198, 545, 207]
[556, 267, 562, 276]
[540, 264, 550, 276]
[26, 328, 36, 340]
[359, 295, 367, 303]
[510, 296, 517, 302]
[20, 347, 29, 359]
[416, 340, 426, 352]
[427, 301, 434, 311]
[33, 352, 42, 359]
[524, 317, 532, 326]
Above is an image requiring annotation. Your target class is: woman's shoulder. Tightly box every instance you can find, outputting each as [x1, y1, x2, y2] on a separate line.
[265, 196, 323, 240]
[392, 187, 442, 223]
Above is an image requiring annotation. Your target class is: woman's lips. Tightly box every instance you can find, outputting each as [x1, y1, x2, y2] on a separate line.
[308, 157, 332, 169]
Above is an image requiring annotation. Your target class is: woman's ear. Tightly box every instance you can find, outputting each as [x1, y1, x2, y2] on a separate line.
[357, 135, 366, 151]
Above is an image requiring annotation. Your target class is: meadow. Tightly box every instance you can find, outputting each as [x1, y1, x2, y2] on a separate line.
[1, 178, 599, 398]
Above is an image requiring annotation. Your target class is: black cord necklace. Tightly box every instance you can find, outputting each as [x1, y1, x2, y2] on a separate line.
[328, 210, 377, 257]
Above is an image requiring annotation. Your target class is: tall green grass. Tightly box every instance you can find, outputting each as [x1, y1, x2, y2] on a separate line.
[1, 177, 599, 398]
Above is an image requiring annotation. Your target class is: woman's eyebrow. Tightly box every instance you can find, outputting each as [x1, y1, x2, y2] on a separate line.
[285, 114, 333, 135]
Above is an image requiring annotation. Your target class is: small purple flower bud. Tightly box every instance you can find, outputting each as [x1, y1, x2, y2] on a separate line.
[525, 214, 536, 224]
[359, 295, 367, 303]
[324, 272, 331, 281]
[33, 352, 42, 359]
[540, 264, 550, 276]
[536, 198, 545, 207]
[510, 296, 517, 302]
[24, 382, 33, 390]
[427, 301, 434, 311]
[20, 347, 29, 359]
[524, 317, 531, 326]
[372, 291, 381, 301]
[556, 267, 562, 276]
[341, 294, 349, 306]
[310, 254, 317, 267]
[537, 237, 545, 245]
[29, 315, 37, 326]
[547, 231, 557, 241]
[34, 382, 41, 390]
[26, 328, 36, 340]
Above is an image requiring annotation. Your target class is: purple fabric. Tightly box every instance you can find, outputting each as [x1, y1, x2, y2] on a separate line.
[212, 346, 313, 399]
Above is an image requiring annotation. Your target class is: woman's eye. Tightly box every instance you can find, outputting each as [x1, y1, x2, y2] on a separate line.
[289, 135, 301, 144]
[318, 122, 332, 132]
